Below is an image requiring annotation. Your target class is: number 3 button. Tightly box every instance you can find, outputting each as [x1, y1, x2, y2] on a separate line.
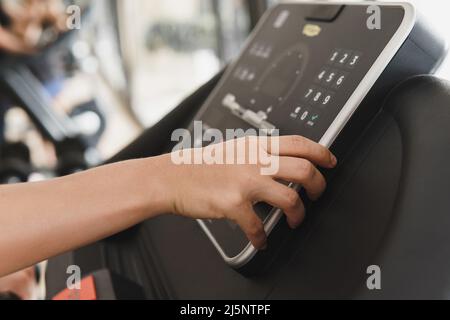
[347, 52, 362, 68]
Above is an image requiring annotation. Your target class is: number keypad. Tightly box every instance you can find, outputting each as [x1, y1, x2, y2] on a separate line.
[294, 48, 362, 129]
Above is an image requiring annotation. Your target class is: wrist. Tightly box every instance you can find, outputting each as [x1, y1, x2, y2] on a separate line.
[136, 155, 178, 218]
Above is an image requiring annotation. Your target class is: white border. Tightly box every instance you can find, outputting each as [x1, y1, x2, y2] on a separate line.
[197, 1, 417, 269]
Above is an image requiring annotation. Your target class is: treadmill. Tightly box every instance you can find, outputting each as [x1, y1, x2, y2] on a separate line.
[46, 1, 450, 299]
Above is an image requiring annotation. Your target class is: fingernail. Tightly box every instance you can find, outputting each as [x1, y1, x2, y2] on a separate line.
[330, 154, 338, 167]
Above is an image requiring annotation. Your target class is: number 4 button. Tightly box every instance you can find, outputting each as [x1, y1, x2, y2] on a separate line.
[315, 68, 329, 83]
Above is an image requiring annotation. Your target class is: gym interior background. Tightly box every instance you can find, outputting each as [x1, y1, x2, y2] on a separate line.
[2, 0, 449, 174]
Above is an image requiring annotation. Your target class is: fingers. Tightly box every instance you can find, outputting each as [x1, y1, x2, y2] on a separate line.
[266, 136, 337, 169]
[275, 157, 327, 201]
[233, 205, 267, 250]
[253, 180, 305, 229]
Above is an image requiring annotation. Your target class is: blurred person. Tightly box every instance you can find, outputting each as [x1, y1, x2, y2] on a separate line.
[0, 0, 69, 299]
[2, 0, 68, 49]
[0, 267, 40, 300]
[0, 0, 69, 144]
[0, 0, 33, 144]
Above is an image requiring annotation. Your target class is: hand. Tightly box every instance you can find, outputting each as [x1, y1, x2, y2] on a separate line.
[159, 136, 337, 250]
[0, 267, 38, 300]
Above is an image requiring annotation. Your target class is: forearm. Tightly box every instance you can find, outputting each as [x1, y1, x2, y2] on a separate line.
[0, 157, 171, 276]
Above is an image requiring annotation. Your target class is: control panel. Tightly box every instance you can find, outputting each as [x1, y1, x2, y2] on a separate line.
[193, 2, 413, 263]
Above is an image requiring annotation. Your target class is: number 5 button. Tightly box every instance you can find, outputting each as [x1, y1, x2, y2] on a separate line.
[325, 70, 338, 85]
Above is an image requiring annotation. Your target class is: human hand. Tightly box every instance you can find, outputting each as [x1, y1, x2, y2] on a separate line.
[158, 136, 337, 250]
[0, 267, 38, 300]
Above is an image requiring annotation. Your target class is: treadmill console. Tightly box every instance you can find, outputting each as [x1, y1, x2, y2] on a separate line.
[193, 2, 421, 269]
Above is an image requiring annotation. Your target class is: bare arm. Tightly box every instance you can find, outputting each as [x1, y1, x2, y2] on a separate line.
[0, 158, 171, 276]
[0, 136, 337, 277]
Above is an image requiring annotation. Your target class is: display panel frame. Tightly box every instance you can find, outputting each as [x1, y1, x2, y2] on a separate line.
[195, 1, 417, 268]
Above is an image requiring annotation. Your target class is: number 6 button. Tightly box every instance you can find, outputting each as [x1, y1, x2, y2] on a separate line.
[333, 72, 348, 89]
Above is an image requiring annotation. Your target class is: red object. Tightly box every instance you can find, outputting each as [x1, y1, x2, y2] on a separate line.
[52, 275, 97, 300]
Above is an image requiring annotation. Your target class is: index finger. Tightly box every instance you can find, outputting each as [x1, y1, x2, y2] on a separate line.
[266, 136, 337, 169]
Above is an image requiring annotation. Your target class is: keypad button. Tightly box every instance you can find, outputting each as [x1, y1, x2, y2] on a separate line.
[328, 49, 341, 64]
[312, 90, 323, 104]
[250, 43, 272, 59]
[321, 92, 334, 107]
[337, 50, 352, 66]
[290, 106, 303, 120]
[300, 110, 310, 121]
[324, 70, 338, 86]
[347, 52, 362, 68]
[234, 66, 258, 82]
[306, 114, 320, 127]
[332, 72, 348, 89]
[315, 68, 329, 84]
[303, 87, 315, 102]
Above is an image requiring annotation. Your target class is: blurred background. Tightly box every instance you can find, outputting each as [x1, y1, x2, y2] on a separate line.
[85, 0, 450, 157]
[1, 0, 449, 178]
